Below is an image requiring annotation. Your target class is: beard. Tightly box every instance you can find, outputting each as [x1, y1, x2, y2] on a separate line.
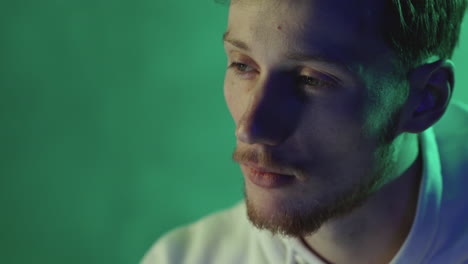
[241, 107, 402, 239]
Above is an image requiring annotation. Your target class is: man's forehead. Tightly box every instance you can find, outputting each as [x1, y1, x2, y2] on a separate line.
[226, 0, 390, 67]
[228, 0, 384, 32]
[228, 0, 380, 55]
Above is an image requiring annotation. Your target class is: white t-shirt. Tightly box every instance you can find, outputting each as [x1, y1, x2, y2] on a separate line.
[141, 101, 468, 264]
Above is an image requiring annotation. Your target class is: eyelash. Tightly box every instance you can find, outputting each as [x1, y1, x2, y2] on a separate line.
[228, 62, 336, 89]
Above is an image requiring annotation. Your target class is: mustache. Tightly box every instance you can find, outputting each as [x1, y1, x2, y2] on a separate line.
[232, 146, 279, 167]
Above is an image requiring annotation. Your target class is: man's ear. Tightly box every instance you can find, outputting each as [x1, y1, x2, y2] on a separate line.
[399, 59, 454, 133]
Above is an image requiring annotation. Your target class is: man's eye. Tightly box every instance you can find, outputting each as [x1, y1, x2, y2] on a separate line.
[228, 62, 336, 89]
[297, 75, 333, 89]
[229, 62, 255, 73]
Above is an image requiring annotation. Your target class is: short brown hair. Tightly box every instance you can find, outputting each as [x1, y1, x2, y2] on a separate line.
[383, 0, 467, 73]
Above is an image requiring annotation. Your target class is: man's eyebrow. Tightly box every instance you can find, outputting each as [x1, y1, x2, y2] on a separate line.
[223, 31, 251, 52]
[222, 31, 348, 69]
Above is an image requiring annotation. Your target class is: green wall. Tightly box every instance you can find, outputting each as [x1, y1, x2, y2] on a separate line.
[0, 1, 466, 263]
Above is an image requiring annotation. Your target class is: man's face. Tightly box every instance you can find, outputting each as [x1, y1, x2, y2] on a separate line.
[224, 0, 407, 237]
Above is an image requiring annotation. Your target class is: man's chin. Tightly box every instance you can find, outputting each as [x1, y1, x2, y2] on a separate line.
[243, 181, 377, 238]
[244, 194, 326, 238]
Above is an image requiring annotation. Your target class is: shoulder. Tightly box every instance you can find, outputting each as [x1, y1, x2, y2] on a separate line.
[430, 100, 468, 261]
[140, 200, 253, 264]
[432, 100, 468, 193]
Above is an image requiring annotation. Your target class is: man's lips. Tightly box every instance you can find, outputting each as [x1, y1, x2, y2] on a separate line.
[243, 162, 293, 176]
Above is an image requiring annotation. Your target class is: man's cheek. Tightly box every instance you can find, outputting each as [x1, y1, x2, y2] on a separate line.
[317, 120, 367, 156]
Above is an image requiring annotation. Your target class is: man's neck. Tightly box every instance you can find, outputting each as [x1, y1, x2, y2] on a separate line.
[302, 134, 423, 264]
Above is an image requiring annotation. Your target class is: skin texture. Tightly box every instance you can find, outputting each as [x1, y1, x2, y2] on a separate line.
[224, 0, 454, 263]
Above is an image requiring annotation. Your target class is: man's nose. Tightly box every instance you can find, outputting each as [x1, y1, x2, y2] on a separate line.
[235, 73, 300, 146]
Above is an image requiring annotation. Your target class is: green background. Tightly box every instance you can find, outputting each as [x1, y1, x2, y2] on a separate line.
[0, 1, 466, 263]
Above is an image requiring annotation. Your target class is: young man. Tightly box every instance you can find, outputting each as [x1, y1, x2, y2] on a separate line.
[142, 0, 468, 263]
